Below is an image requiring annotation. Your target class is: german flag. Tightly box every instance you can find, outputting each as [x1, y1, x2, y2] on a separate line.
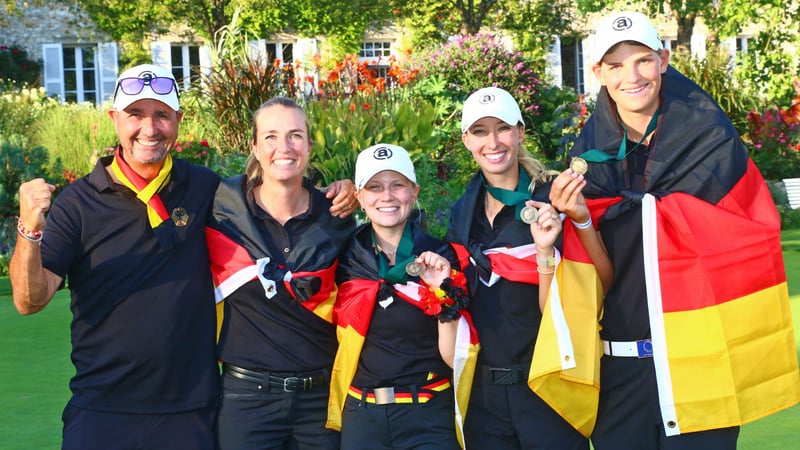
[569, 66, 800, 435]
[640, 162, 799, 434]
[327, 278, 379, 432]
[205, 176, 351, 337]
[528, 200, 613, 437]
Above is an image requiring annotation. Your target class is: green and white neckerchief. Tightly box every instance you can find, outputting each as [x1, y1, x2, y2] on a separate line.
[481, 166, 532, 223]
[580, 107, 661, 163]
[373, 221, 416, 284]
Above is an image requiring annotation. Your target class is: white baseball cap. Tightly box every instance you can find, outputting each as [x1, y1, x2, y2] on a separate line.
[355, 144, 416, 189]
[461, 87, 523, 133]
[592, 11, 663, 63]
[112, 64, 180, 112]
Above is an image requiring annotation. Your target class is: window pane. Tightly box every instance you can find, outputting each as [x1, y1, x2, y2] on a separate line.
[171, 46, 183, 65]
[63, 48, 76, 69]
[64, 71, 77, 90]
[81, 47, 95, 68]
[83, 68, 96, 90]
[84, 92, 96, 103]
[282, 43, 293, 64]
[189, 46, 200, 66]
[266, 43, 277, 63]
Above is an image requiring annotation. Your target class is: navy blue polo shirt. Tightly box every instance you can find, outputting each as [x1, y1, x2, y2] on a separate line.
[347, 223, 455, 388]
[41, 155, 221, 414]
[467, 184, 551, 368]
[216, 180, 355, 373]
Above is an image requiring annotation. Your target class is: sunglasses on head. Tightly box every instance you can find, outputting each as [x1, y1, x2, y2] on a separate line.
[113, 75, 178, 99]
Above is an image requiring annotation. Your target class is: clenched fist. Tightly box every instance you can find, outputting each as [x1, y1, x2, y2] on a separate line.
[18, 178, 56, 232]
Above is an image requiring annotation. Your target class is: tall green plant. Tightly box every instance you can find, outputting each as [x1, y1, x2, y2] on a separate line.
[200, 8, 294, 155]
[0, 83, 57, 141]
[306, 91, 440, 186]
[33, 103, 117, 177]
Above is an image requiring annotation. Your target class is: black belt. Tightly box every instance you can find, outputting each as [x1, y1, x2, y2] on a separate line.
[477, 363, 529, 385]
[222, 363, 327, 392]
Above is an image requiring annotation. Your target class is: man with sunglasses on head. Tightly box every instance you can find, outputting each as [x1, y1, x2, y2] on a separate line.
[10, 64, 221, 449]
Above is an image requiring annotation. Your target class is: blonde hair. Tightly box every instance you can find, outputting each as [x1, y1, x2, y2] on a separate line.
[244, 96, 311, 193]
[518, 144, 558, 194]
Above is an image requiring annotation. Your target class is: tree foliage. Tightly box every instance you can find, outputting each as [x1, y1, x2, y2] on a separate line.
[238, 0, 411, 56]
[492, 0, 575, 76]
[398, 0, 504, 40]
[575, 0, 799, 57]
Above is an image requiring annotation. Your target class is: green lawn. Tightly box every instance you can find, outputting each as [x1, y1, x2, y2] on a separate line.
[1, 230, 799, 449]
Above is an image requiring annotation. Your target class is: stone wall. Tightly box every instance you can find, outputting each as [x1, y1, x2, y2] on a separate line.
[0, 1, 107, 62]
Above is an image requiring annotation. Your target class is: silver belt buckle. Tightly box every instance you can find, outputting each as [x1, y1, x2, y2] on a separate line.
[373, 387, 396, 405]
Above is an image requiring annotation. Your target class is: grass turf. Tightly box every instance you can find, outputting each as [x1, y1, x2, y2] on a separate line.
[1, 229, 799, 449]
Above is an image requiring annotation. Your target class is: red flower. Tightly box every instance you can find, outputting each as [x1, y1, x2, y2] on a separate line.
[362, 103, 371, 110]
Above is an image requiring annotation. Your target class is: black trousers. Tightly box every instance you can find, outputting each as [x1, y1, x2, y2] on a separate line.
[340, 387, 460, 450]
[216, 369, 339, 450]
[464, 381, 588, 450]
[61, 402, 216, 450]
[592, 356, 739, 450]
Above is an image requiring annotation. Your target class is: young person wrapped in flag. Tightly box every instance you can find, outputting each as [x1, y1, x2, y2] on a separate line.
[326, 144, 474, 449]
[549, 11, 800, 450]
[449, 87, 614, 449]
[206, 97, 356, 449]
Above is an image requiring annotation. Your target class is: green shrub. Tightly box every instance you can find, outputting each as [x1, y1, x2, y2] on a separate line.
[411, 34, 544, 154]
[743, 83, 800, 181]
[0, 44, 42, 86]
[778, 205, 800, 230]
[0, 135, 68, 275]
[533, 85, 589, 166]
[745, 113, 800, 180]
[33, 103, 117, 177]
[306, 90, 440, 186]
[0, 82, 58, 140]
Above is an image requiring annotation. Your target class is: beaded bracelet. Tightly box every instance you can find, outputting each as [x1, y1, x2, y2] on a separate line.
[573, 216, 593, 230]
[537, 267, 555, 275]
[17, 217, 43, 243]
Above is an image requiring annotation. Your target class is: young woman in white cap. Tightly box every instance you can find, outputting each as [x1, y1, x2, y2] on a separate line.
[448, 86, 612, 449]
[326, 143, 471, 449]
[550, 11, 799, 450]
[206, 96, 356, 449]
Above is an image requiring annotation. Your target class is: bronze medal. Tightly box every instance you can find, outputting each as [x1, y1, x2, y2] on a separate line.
[520, 205, 539, 224]
[570, 157, 588, 175]
[405, 261, 425, 277]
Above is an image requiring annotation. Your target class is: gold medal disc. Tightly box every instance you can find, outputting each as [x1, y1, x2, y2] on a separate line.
[570, 157, 588, 175]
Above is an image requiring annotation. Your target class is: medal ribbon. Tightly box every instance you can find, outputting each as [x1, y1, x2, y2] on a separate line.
[110, 146, 172, 228]
[580, 108, 660, 163]
[482, 166, 532, 222]
[373, 221, 416, 284]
